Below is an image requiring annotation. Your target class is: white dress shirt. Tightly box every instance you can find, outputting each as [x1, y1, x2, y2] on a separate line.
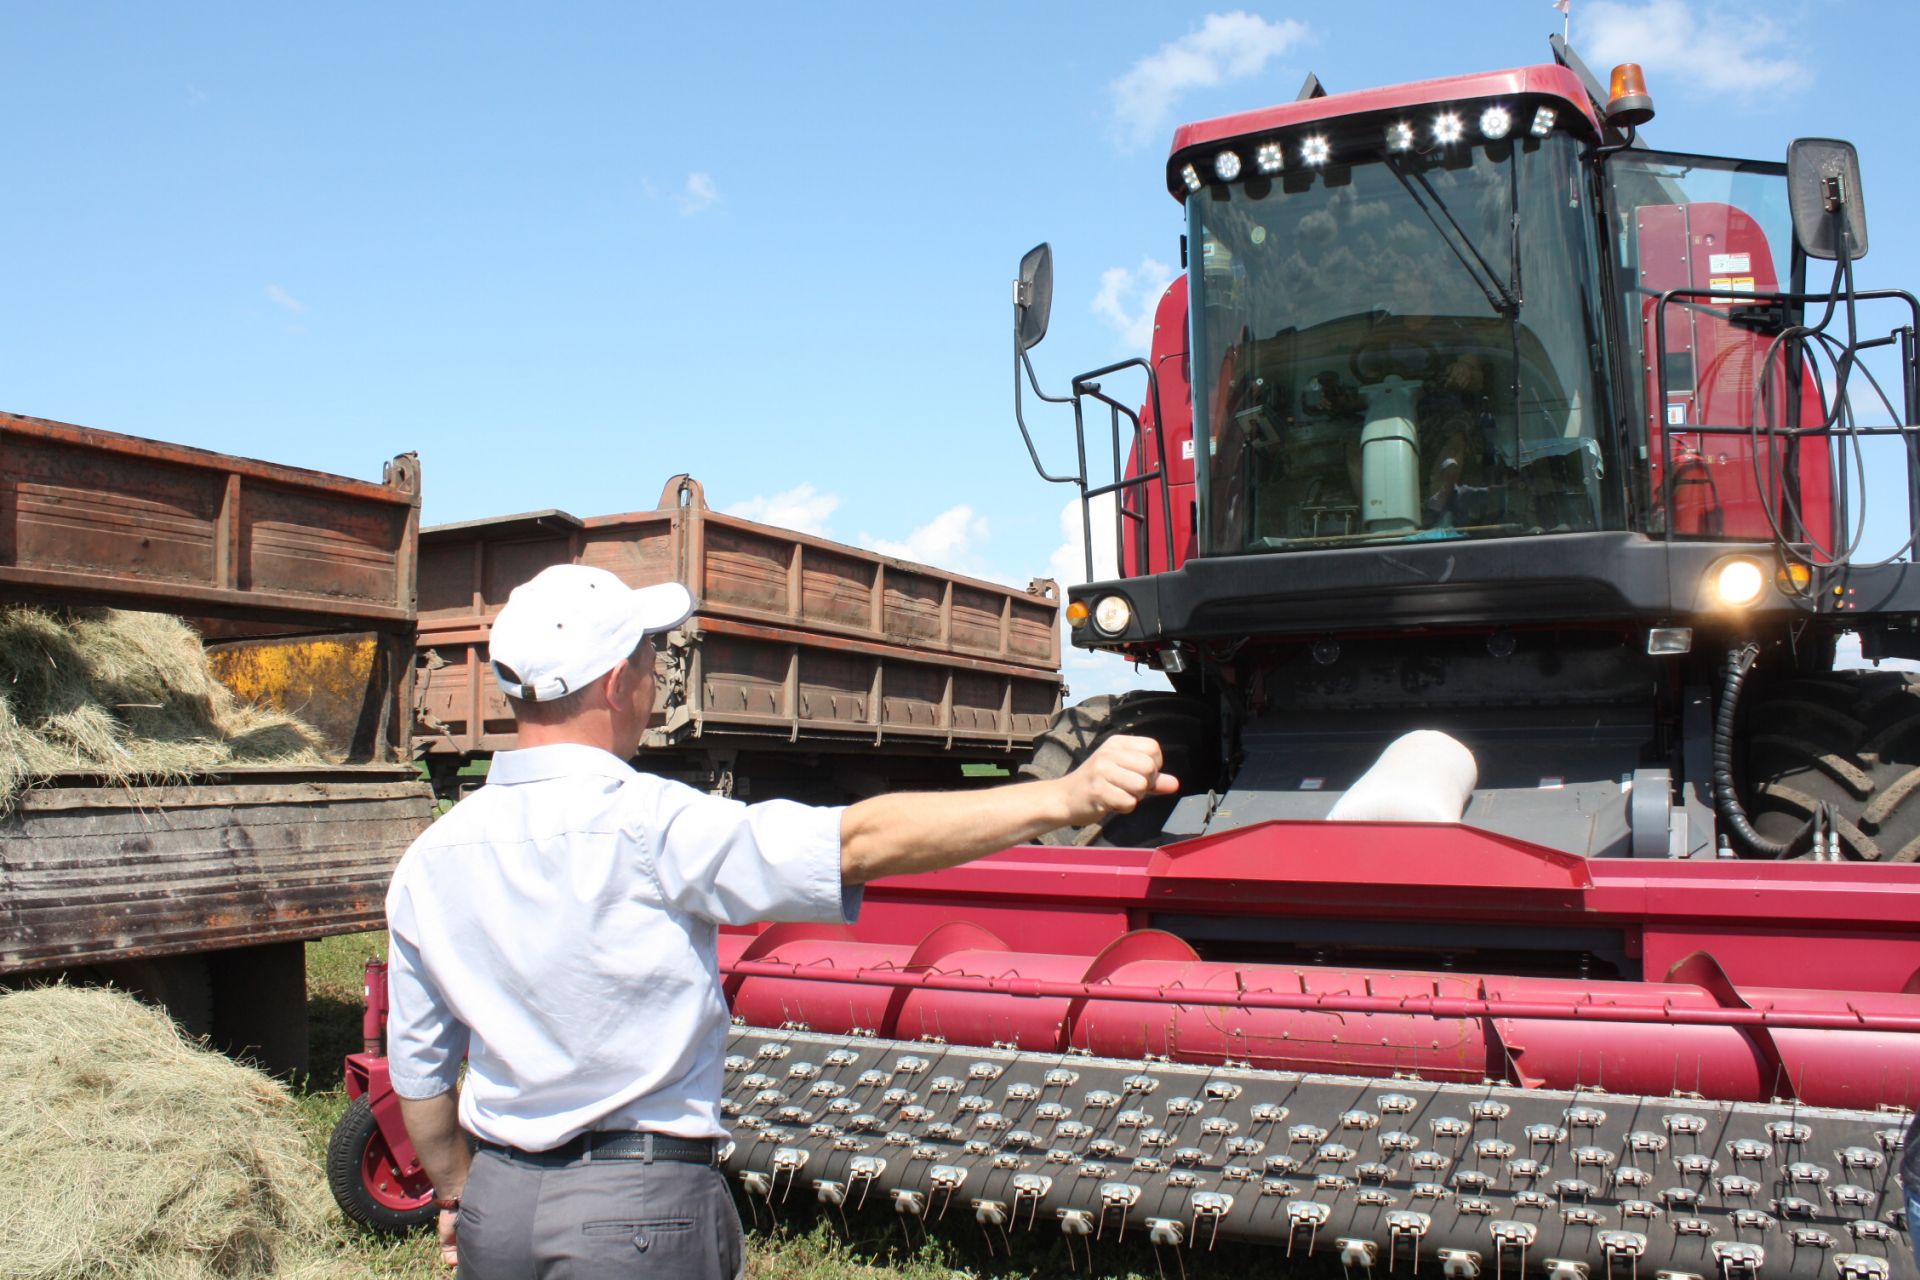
[384, 743, 857, 1149]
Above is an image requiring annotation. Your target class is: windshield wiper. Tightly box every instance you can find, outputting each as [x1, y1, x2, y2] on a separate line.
[1383, 155, 1521, 315]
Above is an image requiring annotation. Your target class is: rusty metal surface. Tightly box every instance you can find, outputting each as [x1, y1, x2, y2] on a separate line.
[206, 633, 385, 760]
[0, 766, 434, 975]
[414, 476, 1063, 757]
[0, 411, 421, 626]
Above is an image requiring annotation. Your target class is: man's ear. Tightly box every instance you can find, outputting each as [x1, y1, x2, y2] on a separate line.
[601, 658, 633, 703]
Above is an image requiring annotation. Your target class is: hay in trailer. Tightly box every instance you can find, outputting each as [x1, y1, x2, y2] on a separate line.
[0, 984, 341, 1279]
[0, 606, 326, 809]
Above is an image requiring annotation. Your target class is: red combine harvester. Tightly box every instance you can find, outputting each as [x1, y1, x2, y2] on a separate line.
[335, 39, 1920, 1280]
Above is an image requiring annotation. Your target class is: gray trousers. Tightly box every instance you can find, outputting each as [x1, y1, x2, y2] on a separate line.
[458, 1145, 745, 1280]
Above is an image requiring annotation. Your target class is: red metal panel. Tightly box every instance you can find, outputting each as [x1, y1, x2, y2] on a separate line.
[1639, 202, 1835, 546]
[1124, 276, 1197, 578]
[1168, 65, 1600, 187]
[724, 932, 1920, 1106]
[843, 826, 1920, 997]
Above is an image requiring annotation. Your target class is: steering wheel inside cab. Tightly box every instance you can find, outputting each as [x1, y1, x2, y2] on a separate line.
[1349, 331, 1437, 384]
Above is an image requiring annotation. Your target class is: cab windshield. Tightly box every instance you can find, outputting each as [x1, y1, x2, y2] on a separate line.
[1188, 129, 1616, 554]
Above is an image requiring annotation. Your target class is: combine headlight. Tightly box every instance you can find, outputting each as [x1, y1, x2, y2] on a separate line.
[1214, 150, 1242, 181]
[1433, 112, 1464, 145]
[1092, 594, 1134, 636]
[1710, 557, 1767, 608]
[1531, 106, 1558, 137]
[1385, 121, 1416, 153]
[1479, 106, 1512, 140]
[1255, 141, 1285, 174]
[1300, 134, 1330, 166]
[1180, 164, 1203, 193]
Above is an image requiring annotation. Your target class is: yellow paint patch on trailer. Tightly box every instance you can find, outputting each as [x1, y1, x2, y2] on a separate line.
[206, 634, 379, 760]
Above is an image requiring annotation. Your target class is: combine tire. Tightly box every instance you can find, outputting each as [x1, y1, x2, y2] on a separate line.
[1018, 691, 1216, 846]
[1743, 670, 1920, 861]
[327, 1095, 436, 1233]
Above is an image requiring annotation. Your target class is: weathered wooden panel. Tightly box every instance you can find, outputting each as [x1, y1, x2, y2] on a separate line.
[0, 768, 434, 974]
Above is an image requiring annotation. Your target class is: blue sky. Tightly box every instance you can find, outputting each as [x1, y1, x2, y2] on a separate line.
[3, 2, 1913, 693]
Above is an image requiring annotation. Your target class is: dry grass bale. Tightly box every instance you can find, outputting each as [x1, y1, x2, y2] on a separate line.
[0, 606, 325, 808]
[0, 984, 338, 1279]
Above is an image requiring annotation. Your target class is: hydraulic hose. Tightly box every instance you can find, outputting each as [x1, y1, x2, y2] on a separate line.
[1712, 642, 1817, 858]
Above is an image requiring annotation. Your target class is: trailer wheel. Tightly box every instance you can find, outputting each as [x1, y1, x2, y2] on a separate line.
[1019, 691, 1217, 846]
[1744, 671, 1920, 861]
[326, 1094, 436, 1234]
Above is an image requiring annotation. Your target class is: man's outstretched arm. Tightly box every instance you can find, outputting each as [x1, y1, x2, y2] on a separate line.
[839, 734, 1175, 884]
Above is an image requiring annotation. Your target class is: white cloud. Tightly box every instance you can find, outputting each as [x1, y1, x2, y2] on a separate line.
[1092, 256, 1175, 351]
[264, 283, 306, 315]
[1578, 0, 1806, 96]
[1049, 493, 1122, 589]
[724, 484, 839, 536]
[1061, 644, 1172, 698]
[863, 505, 988, 567]
[1111, 11, 1311, 149]
[1835, 631, 1920, 672]
[1046, 496, 1170, 696]
[676, 171, 720, 215]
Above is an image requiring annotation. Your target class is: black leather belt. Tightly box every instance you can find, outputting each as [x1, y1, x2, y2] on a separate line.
[477, 1132, 720, 1166]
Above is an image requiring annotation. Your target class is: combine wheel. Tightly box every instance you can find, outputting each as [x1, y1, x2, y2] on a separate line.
[1018, 691, 1216, 846]
[1743, 671, 1920, 860]
[326, 1095, 436, 1233]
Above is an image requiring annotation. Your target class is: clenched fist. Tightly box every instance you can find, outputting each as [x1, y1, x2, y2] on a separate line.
[1059, 734, 1180, 827]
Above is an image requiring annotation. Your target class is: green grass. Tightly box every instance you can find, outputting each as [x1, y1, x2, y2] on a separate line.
[960, 762, 1011, 778]
[298, 933, 1201, 1279]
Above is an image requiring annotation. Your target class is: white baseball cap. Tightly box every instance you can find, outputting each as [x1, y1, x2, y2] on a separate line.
[488, 564, 696, 702]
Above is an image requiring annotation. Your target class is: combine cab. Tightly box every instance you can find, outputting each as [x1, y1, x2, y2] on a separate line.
[710, 40, 1920, 1280]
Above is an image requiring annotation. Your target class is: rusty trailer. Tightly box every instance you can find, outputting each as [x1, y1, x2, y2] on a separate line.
[412, 476, 1063, 800]
[0, 412, 435, 1073]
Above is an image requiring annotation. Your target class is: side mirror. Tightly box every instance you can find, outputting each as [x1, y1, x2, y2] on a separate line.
[1016, 243, 1054, 351]
[1788, 138, 1869, 261]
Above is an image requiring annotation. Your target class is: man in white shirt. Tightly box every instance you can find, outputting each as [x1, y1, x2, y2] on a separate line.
[386, 564, 1174, 1278]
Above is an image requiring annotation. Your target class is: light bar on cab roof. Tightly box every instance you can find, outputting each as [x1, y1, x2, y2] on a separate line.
[1169, 94, 1570, 196]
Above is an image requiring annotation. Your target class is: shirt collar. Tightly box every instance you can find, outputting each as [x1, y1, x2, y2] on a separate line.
[485, 743, 637, 787]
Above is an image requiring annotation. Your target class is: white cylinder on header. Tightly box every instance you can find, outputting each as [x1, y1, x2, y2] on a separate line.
[1328, 729, 1478, 823]
[1358, 375, 1422, 533]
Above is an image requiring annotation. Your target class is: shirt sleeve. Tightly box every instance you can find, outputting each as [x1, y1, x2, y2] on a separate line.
[638, 788, 861, 926]
[384, 877, 470, 1100]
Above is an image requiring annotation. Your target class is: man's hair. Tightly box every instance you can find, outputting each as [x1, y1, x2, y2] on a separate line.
[503, 637, 654, 726]
[505, 683, 593, 725]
